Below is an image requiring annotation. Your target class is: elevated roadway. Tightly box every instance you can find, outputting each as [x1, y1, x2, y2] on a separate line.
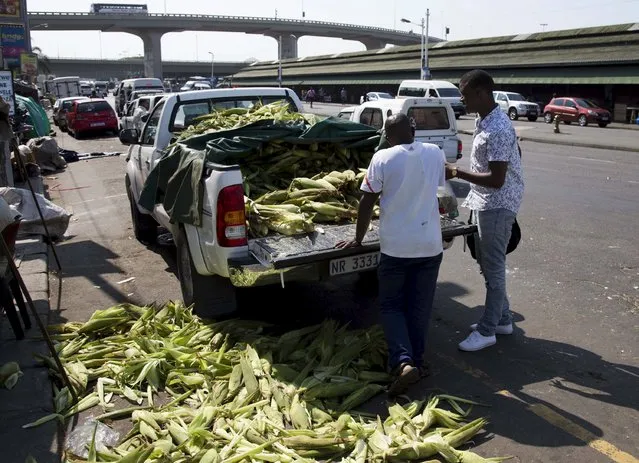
[28, 12, 428, 78]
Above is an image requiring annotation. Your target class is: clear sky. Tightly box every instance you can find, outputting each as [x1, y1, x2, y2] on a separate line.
[28, 0, 639, 62]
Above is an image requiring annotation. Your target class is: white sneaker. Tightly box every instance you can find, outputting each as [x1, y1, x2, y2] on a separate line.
[470, 323, 513, 335]
[459, 331, 497, 352]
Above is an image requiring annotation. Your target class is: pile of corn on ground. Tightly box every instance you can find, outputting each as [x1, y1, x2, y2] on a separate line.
[26, 302, 510, 462]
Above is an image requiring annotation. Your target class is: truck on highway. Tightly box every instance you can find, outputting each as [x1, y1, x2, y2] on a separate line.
[46, 76, 82, 99]
[119, 88, 476, 316]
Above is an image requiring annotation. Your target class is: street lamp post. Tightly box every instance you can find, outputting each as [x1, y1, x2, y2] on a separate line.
[277, 35, 282, 87]
[208, 51, 215, 85]
[402, 10, 430, 80]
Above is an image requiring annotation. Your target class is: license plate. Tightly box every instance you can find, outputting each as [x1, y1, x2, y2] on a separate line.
[601, 116, 609, 120]
[91, 122, 106, 127]
[330, 252, 380, 276]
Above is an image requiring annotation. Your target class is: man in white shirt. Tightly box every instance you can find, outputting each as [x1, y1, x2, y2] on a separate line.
[336, 113, 445, 395]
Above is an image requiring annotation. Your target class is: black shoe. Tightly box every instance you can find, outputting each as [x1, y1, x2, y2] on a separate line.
[388, 363, 419, 396]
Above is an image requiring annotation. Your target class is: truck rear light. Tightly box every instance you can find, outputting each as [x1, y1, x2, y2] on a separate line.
[216, 184, 247, 247]
[457, 140, 463, 159]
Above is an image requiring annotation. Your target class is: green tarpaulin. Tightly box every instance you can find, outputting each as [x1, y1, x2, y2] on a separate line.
[16, 95, 51, 138]
[139, 117, 381, 227]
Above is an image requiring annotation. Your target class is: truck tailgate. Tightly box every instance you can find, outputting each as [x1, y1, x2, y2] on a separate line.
[248, 217, 476, 270]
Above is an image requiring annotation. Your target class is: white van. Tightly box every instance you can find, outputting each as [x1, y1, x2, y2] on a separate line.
[115, 78, 164, 116]
[348, 97, 462, 163]
[397, 80, 466, 119]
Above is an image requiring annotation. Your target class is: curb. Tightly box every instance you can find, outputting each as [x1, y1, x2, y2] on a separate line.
[458, 130, 639, 153]
[0, 236, 59, 463]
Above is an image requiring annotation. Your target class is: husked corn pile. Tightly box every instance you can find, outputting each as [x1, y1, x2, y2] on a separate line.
[32, 303, 508, 462]
[246, 169, 379, 237]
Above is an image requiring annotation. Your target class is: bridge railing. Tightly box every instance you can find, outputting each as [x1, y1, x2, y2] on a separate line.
[28, 12, 418, 36]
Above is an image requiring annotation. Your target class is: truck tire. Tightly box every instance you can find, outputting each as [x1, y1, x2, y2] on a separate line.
[508, 108, 518, 121]
[175, 227, 238, 318]
[126, 177, 157, 244]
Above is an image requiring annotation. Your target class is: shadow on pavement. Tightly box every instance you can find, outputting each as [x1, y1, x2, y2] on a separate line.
[425, 283, 638, 455]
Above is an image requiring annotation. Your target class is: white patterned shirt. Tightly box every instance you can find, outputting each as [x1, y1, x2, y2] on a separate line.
[462, 105, 524, 213]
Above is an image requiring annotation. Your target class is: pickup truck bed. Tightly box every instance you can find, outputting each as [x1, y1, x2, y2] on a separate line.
[228, 218, 476, 288]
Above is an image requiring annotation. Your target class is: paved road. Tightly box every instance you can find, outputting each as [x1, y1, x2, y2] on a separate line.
[45, 128, 638, 462]
[305, 102, 639, 152]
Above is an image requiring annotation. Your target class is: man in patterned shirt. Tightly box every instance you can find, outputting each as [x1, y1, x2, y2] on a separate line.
[445, 69, 524, 352]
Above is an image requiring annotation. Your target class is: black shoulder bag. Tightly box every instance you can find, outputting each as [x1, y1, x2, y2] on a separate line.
[466, 144, 522, 260]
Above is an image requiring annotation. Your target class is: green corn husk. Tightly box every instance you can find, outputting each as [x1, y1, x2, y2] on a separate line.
[31, 302, 507, 463]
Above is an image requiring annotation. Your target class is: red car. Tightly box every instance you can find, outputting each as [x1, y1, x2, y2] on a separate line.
[543, 97, 611, 127]
[66, 99, 118, 138]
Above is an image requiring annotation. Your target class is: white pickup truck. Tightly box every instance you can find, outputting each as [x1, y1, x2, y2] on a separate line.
[120, 88, 476, 317]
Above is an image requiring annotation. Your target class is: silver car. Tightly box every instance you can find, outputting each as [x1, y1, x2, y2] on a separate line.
[493, 91, 540, 121]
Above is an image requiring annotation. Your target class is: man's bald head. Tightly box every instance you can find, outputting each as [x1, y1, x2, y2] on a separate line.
[384, 113, 415, 146]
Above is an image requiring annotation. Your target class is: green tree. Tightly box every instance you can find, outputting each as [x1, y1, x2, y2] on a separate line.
[32, 47, 51, 75]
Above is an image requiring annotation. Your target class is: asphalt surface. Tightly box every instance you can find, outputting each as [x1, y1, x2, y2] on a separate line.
[43, 118, 639, 462]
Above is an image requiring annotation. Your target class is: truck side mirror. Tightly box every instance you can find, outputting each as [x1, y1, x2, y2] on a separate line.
[141, 113, 150, 123]
[119, 128, 139, 145]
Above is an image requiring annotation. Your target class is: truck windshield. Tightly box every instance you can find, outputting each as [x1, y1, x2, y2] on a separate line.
[507, 93, 526, 101]
[407, 107, 450, 130]
[171, 96, 297, 131]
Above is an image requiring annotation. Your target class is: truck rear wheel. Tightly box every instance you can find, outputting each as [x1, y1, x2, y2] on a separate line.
[126, 177, 157, 244]
[175, 227, 238, 318]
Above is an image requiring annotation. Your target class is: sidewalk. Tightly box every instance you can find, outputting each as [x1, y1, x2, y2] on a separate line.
[0, 178, 60, 462]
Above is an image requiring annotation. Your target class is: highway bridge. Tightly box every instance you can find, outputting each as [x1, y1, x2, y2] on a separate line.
[28, 12, 429, 78]
[46, 57, 246, 81]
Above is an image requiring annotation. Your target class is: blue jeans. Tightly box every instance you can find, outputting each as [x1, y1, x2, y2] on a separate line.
[377, 252, 443, 371]
[473, 208, 516, 336]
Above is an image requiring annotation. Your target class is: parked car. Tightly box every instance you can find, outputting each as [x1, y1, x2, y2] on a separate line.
[115, 78, 164, 116]
[359, 92, 393, 104]
[52, 96, 89, 131]
[397, 80, 466, 119]
[66, 99, 118, 138]
[120, 94, 165, 132]
[493, 91, 539, 121]
[543, 97, 612, 127]
[180, 80, 212, 92]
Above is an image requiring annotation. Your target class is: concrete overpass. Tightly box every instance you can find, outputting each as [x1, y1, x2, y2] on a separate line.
[46, 57, 246, 81]
[28, 12, 428, 78]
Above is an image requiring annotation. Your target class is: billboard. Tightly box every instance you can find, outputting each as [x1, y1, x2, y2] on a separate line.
[0, 0, 21, 18]
[0, 23, 26, 68]
[20, 52, 37, 76]
[0, 70, 15, 116]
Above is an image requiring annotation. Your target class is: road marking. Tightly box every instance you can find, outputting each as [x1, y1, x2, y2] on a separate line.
[528, 404, 639, 463]
[568, 156, 616, 164]
[67, 193, 127, 206]
[436, 353, 639, 463]
[628, 180, 639, 185]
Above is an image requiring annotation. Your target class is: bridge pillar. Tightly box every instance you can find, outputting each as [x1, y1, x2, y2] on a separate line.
[268, 34, 299, 59]
[138, 31, 165, 78]
[360, 38, 386, 50]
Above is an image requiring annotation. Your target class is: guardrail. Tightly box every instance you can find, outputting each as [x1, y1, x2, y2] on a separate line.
[49, 57, 245, 64]
[28, 11, 418, 36]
